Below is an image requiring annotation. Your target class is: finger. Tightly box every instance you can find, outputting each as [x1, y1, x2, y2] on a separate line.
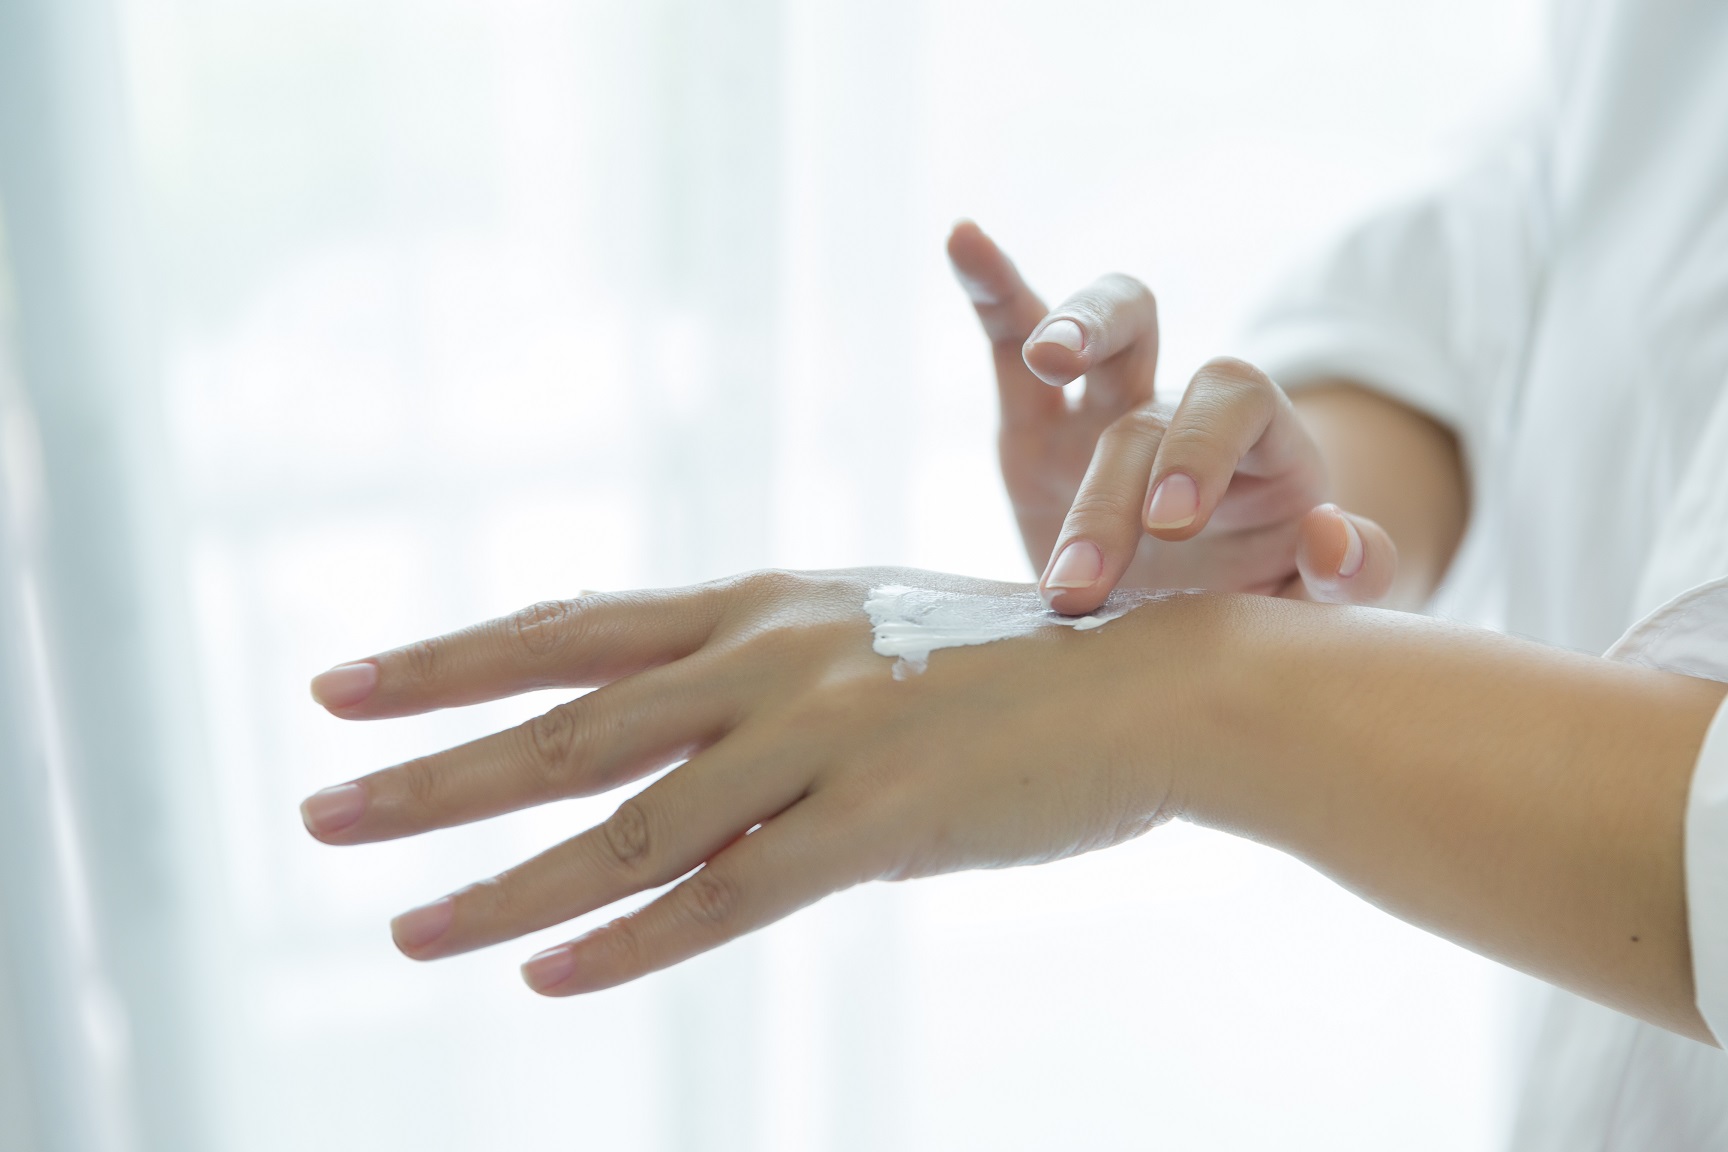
[1143, 357, 1323, 542]
[309, 587, 727, 721]
[300, 653, 739, 844]
[386, 721, 817, 962]
[1021, 273, 1159, 413]
[1038, 403, 1170, 615]
[946, 219, 1063, 429]
[1294, 504, 1398, 605]
[518, 794, 858, 996]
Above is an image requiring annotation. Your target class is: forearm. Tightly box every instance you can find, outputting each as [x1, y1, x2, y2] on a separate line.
[1292, 382, 1468, 610]
[1164, 594, 1726, 1043]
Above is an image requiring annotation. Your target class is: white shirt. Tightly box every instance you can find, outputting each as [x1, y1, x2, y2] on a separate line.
[1235, 0, 1728, 1145]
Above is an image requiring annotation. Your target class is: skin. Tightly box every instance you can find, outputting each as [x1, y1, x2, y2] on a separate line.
[944, 219, 1463, 611]
[301, 221, 1720, 1046]
[302, 572, 1722, 1044]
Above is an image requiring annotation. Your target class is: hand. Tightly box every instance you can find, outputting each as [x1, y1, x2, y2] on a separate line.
[947, 220, 1398, 615]
[300, 570, 1197, 995]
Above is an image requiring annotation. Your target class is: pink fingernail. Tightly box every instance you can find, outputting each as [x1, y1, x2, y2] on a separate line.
[522, 945, 576, 992]
[392, 897, 454, 953]
[300, 782, 366, 836]
[1030, 318, 1085, 352]
[1145, 473, 1198, 530]
[1337, 512, 1365, 578]
[310, 661, 378, 709]
[1043, 540, 1103, 590]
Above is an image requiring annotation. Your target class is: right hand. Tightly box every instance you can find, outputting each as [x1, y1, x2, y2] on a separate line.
[947, 219, 1400, 615]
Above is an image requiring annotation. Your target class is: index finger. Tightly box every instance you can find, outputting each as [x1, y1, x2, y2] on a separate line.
[946, 219, 1063, 430]
[309, 587, 726, 720]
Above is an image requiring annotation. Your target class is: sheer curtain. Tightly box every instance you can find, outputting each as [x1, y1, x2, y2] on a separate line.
[0, 0, 1541, 1149]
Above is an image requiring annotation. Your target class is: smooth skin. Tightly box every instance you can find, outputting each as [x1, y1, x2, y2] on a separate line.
[302, 221, 1718, 1045]
[302, 572, 1723, 1044]
[944, 219, 1465, 611]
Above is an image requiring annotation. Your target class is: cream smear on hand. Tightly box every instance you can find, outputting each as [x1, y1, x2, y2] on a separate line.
[864, 584, 1160, 678]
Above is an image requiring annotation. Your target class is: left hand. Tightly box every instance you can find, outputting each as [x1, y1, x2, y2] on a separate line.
[300, 569, 1201, 995]
[947, 221, 1399, 613]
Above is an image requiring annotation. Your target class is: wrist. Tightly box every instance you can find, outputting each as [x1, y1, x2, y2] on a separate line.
[1100, 591, 1268, 828]
[1150, 593, 1380, 846]
[1164, 597, 1494, 857]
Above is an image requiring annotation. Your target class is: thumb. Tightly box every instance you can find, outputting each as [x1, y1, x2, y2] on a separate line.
[1293, 504, 1398, 605]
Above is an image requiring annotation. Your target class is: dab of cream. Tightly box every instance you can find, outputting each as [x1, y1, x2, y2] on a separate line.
[864, 584, 1157, 678]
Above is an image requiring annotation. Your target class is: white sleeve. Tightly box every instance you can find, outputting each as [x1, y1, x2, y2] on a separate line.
[1688, 697, 1728, 1045]
[1609, 578, 1728, 1046]
[1230, 126, 1553, 475]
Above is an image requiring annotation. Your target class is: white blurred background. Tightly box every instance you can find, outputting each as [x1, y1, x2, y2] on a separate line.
[0, 1, 1543, 1149]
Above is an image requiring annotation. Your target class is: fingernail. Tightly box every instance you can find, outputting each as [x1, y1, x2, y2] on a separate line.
[522, 945, 576, 992]
[1030, 318, 1084, 352]
[392, 897, 455, 953]
[1043, 540, 1103, 590]
[1145, 473, 1199, 531]
[1336, 511, 1365, 578]
[300, 782, 366, 836]
[310, 661, 378, 709]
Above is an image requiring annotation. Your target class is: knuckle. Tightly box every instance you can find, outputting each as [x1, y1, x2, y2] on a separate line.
[598, 915, 647, 969]
[1194, 355, 1275, 396]
[600, 799, 655, 874]
[465, 875, 519, 923]
[523, 705, 581, 794]
[400, 759, 443, 811]
[1165, 364, 1282, 454]
[1065, 489, 1141, 527]
[399, 637, 442, 685]
[738, 567, 807, 603]
[1100, 271, 1156, 309]
[681, 869, 741, 929]
[716, 569, 791, 621]
[1157, 419, 1220, 454]
[1102, 406, 1170, 446]
[508, 599, 579, 657]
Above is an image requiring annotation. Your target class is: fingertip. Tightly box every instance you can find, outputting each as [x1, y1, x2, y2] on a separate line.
[1297, 505, 1395, 604]
[300, 781, 367, 840]
[1298, 503, 1349, 574]
[1031, 318, 1084, 352]
[945, 221, 971, 263]
[1040, 587, 1110, 616]
[391, 896, 455, 959]
[310, 660, 379, 711]
[522, 944, 579, 996]
[1039, 540, 1115, 615]
[1023, 320, 1087, 385]
[1041, 538, 1101, 588]
[1337, 513, 1366, 578]
[946, 217, 994, 269]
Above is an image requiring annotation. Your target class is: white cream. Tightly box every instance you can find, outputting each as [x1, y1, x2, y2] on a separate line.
[864, 584, 1159, 678]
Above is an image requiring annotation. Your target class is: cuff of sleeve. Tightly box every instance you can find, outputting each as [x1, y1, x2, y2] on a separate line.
[1229, 312, 1475, 453]
[1686, 692, 1728, 1046]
